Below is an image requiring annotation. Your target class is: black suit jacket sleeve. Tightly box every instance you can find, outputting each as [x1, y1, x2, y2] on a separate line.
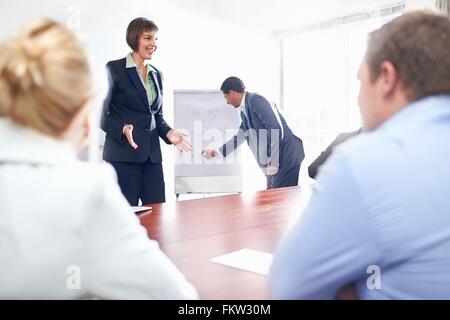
[153, 70, 172, 144]
[101, 63, 125, 144]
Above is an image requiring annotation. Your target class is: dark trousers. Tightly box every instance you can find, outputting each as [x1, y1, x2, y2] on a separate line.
[109, 159, 165, 206]
[266, 135, 304, 189]
[266, 162, 301, 189]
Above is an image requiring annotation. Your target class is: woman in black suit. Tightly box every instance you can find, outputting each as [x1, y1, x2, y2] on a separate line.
[101, 17, 191, 205]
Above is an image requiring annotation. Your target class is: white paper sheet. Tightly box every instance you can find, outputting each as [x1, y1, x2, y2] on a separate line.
[210, 248, 273, 276]
[130, 206, 152, 214]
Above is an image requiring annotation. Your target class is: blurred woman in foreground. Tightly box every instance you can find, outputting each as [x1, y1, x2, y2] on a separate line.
[0, 17, 197, 299]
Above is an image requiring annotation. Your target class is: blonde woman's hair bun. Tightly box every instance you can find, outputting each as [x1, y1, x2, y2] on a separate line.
[0, 17, 93, 137]
[0, 18, 54, 93]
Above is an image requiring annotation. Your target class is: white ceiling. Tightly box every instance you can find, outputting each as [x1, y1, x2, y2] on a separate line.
[167, 0, 403, 33]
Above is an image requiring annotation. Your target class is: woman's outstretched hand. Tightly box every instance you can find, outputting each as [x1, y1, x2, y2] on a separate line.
[167, 130, 192, 152]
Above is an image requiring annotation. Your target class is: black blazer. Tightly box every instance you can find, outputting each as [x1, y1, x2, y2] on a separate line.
[219, 92, 304, 172]
[101, 58, 172, 163]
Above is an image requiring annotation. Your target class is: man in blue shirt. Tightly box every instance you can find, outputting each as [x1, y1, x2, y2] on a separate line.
[269, 11, 450, 299]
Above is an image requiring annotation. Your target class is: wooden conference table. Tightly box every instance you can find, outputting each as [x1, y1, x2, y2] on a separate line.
[139, 186, 310, 299]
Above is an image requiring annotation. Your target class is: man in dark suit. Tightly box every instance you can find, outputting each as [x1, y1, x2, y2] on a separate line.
[202, 76, 305, 189]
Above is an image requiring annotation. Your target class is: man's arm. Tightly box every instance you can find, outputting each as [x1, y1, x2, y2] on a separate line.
[218, 120, 246, 157]
[269, 151, 382, 299]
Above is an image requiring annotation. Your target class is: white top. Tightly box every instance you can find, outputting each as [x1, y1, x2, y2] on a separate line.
[238, 91, 247, 111]
[0, 118, 198, 299]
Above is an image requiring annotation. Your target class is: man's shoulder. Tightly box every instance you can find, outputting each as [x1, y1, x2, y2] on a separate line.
[336, 130, 384, 156]
[247, 92, 270, 108]
[331, 129, 403, 181]
[335, 128, 362, 144]
[247, 92, 266, 100]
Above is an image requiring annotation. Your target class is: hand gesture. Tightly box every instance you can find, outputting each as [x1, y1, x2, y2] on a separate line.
[265, 165, 279, 176]
[201, 149, 219, 159]
[123, 124, 138, 149]
[167, 130, 192, 152]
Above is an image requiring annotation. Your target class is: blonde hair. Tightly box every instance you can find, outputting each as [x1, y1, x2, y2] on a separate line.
[0, 17, 93, 137]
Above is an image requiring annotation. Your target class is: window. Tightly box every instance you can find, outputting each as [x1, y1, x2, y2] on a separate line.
[279, 5, 404, 179]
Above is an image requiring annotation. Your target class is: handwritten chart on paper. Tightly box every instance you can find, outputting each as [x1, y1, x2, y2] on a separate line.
[174, 90, 242, 177]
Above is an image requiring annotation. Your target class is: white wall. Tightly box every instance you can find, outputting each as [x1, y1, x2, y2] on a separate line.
[1, 0, 436, 202]
[0, 0, 276, 201]
[405, 0, 436, 10]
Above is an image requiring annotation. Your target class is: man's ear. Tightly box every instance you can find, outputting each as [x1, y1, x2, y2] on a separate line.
[379, 60, 399, 98]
